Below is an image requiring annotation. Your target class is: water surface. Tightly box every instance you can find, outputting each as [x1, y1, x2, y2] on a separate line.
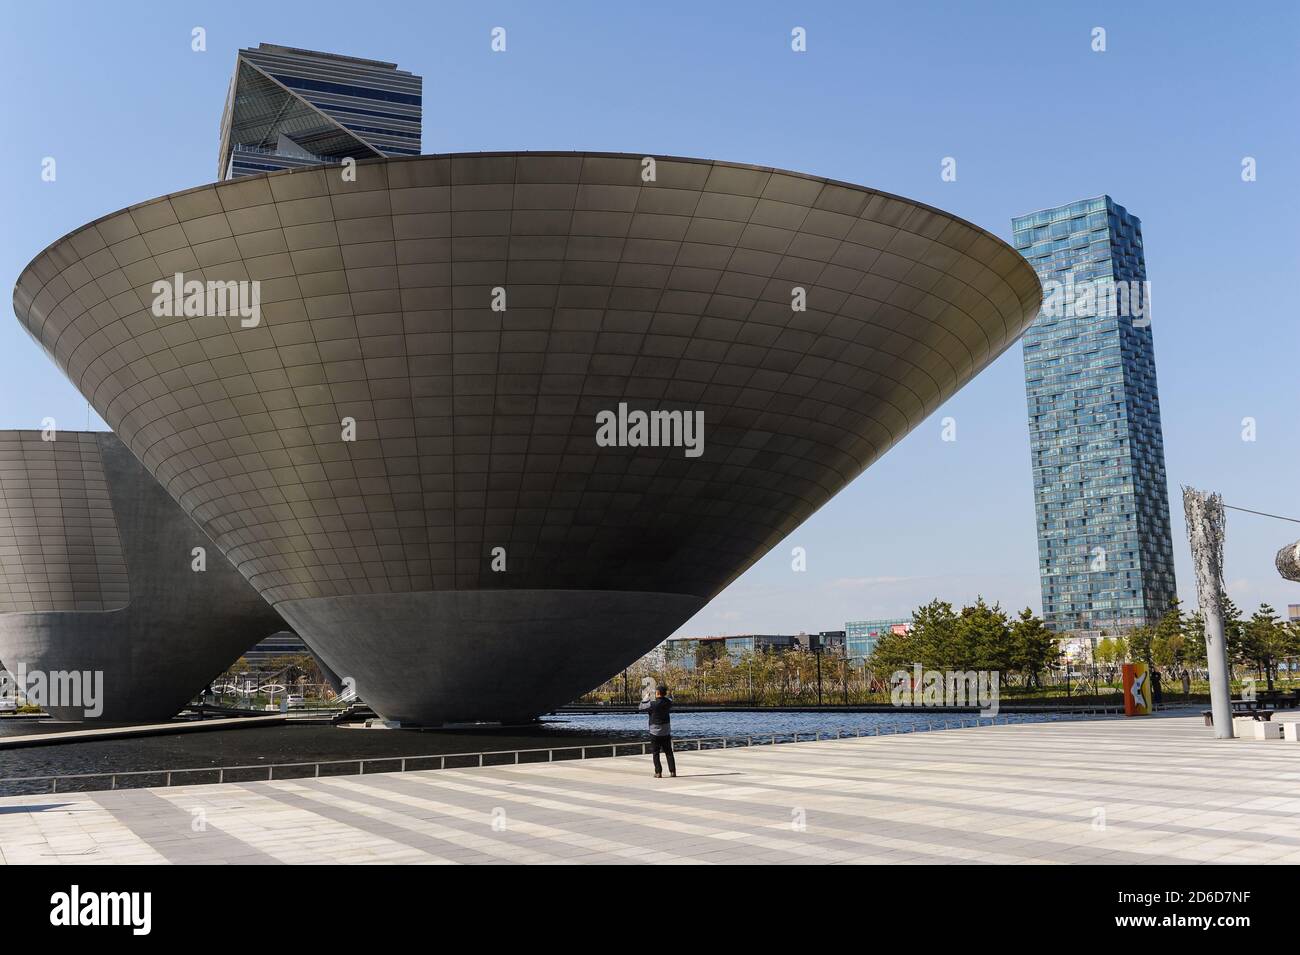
[0, 709, 1100, 795]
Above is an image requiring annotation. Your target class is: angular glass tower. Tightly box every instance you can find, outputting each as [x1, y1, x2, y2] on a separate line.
[217, 44, 422, 180]
[1012, 196, 1176, 635]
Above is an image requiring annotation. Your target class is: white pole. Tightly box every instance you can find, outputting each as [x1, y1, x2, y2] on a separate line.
[1182, 487, 1234, 739]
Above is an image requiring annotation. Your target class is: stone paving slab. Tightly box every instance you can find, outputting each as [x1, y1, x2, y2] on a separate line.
[1, 715, 1297, 864]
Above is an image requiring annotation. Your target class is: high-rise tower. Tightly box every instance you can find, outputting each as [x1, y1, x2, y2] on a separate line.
[1012, 196, 1176, 635]
[217, 44, 422, 180]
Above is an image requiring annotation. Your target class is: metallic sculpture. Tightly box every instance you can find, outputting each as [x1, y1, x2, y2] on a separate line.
[1181, 486, 1233, 738]
[14, 153, 1043, 724]
[0, 430, 287, 721]
[1275, 540, 1300, 583]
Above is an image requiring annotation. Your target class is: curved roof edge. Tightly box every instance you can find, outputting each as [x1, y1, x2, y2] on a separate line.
[14, 151, 1040, 309]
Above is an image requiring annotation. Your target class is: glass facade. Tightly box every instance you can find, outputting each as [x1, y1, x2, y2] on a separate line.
[218, 44, 422, 180]
[663, 634, 801, 670]
[815, 630, 846, 655]
[845, 618, 909, 661]
[1012, 196, 1176, 635]
[242, 631, 312, 667]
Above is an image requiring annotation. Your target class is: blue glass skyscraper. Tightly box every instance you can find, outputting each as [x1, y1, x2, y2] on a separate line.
[1012, 197, 1176, 635]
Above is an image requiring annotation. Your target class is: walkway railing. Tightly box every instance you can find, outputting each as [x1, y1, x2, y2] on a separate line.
[0, 709, 1120, 797]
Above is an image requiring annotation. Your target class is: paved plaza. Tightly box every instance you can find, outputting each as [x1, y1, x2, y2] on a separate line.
[1, 714, 1297, 864]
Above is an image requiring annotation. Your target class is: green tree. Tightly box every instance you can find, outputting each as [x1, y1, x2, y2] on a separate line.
[1150, 600, 1188, 675]
[1151, 633, 1184, 671]
[867, 621, 923, 676]
[1153, 600, 1183, 644]
[1181, 610, 1207, 668]
[870, 599, 960, 672]
[911, 599, 962, 669]
[1008, 607, 1058, 687]
[956, 597, 1011, 673]
[1127, 625, 1154, 666]
[1220, 596, 1246, 665]
[1241, 603, 1289, 691]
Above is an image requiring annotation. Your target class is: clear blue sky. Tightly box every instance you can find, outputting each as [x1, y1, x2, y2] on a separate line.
[2, 0, 1296, 637]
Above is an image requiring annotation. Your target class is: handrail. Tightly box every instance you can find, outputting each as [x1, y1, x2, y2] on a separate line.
[0, 709, 1120, 795]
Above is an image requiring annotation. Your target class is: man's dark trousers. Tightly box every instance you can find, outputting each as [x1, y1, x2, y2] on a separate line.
[650, 735, 676, 775]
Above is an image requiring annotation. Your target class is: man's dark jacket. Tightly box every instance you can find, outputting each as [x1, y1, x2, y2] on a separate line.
[639, 696, 672, 736]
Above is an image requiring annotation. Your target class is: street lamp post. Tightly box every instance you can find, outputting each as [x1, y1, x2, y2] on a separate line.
[814, 641, 823, 707]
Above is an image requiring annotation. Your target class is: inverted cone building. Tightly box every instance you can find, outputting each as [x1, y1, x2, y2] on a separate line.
[0, 430, 287, 720]
[13, 152, 1041, 723]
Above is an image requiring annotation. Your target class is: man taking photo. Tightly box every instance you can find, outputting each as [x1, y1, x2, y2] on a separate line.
[638, 684, 676, 778]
